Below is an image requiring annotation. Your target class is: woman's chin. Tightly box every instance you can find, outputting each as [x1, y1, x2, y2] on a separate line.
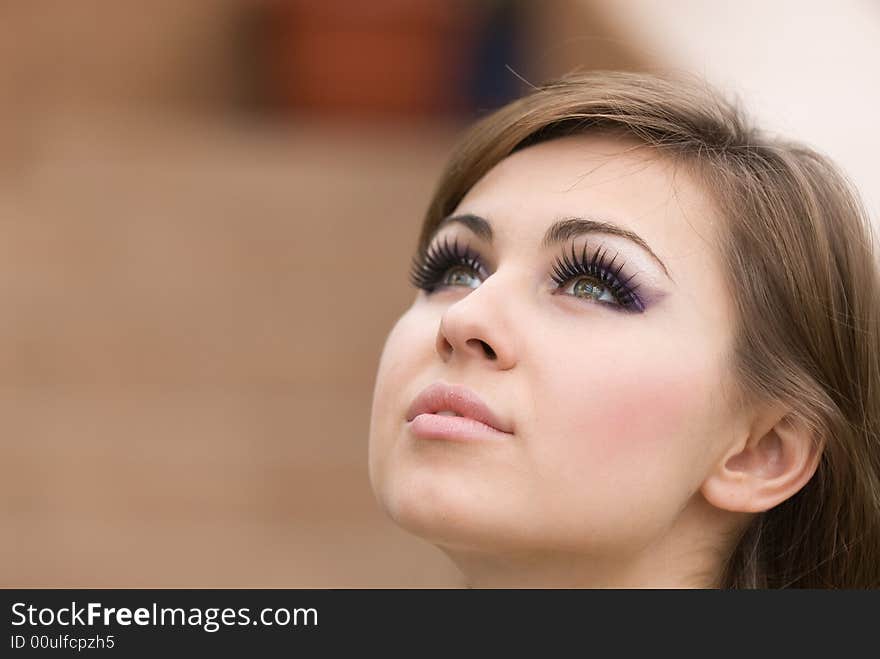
[376, 471, 524, 552]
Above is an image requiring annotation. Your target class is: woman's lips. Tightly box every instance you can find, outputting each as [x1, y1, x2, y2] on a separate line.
[405, 382, 513, 441]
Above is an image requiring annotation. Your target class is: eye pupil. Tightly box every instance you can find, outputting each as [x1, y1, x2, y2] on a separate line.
[573, 278, 602, 300]
[444, 266, 478, 288]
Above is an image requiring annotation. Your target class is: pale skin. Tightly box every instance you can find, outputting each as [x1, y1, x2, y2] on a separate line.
[368, 134, 822, 588]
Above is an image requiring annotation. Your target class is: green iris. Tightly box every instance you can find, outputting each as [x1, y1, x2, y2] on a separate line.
[443, 266, 481, 289]
[572, 278, 610, 302]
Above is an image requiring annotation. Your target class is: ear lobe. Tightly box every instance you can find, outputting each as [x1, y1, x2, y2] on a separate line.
[701, 412, 824, 514]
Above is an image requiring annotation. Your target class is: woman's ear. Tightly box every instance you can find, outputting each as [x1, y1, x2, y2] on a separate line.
[700, 407, 824, 513]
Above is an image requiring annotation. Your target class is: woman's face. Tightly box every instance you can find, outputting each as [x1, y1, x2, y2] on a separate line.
[368, 134, 744, 578]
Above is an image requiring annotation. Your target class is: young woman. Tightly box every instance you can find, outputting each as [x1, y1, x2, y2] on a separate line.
[368, 71, 880, 588]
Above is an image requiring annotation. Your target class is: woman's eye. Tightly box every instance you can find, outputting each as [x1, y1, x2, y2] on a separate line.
[549, 245, 645, 313]
[564, 277, 618, 305]
[442, 266, 481, 289]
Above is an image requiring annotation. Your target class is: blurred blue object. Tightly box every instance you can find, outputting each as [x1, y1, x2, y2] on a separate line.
[466, 0, 527, 117]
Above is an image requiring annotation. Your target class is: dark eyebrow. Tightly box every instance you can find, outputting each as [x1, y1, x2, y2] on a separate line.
[542, 217, 672, 281]
[433, 213, 672, 282]
[432, 213, 493, 243]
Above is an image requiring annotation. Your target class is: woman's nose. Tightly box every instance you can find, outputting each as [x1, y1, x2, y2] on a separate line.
[434, 278, 517, 370]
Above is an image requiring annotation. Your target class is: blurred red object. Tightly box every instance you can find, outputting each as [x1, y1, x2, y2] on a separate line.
[268, 0, 482, 118]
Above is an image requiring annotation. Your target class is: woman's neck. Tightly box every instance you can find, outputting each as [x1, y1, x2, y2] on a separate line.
[440, 499, 743, 588]
[446, 546, 721, 589]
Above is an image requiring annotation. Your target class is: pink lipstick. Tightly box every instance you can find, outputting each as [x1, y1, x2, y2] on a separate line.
[405, 382, 513, 442]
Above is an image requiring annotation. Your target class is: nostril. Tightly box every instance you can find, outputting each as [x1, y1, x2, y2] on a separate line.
[467, 339, 497, 360]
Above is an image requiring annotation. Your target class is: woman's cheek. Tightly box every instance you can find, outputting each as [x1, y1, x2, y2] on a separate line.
[369, 306, 443, 468]
[534, 347, 713, 490]
[370, 315, 418, 458]
[373, 307, 430, 400]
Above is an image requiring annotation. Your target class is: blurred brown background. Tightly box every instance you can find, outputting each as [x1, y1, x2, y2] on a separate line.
[2, 1, 876, 586]
[1, 0, 647, 587]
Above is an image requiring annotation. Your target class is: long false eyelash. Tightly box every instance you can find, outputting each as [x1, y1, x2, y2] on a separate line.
[409, 235, 484, 292]
[550, 243, 645, 312]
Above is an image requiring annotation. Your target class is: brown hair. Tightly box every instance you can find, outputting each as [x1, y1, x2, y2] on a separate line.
[417, 70, 880, 588]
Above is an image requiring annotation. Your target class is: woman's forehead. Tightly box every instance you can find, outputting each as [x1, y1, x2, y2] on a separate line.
[453, 133, 721, 265]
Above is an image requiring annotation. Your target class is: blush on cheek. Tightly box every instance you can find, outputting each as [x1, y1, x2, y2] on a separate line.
[600, 376, 697, 449]
[531, 365, 711, 546]
[542, 358, 710, 477]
